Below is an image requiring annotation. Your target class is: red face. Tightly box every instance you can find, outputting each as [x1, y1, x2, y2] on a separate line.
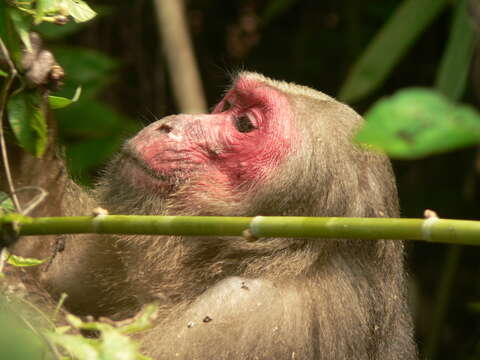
[121, 75, 297, 196]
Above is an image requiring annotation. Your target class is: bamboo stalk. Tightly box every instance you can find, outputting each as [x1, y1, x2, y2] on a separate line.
[2, 215, 480, 246]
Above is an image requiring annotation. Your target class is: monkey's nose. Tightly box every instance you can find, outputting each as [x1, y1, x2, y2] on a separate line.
[157, 123, 173, 133]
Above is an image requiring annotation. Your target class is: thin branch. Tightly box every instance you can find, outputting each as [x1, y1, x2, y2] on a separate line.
[52, 293, 68, 323]
[0, 248, 7, 273]
[2, 215, 480, 246]
[15, 186, 48, 215]
[0, 36, 22, 213]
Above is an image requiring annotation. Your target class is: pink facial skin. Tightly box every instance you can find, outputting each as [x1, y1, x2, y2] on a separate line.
[122, 75, 296, 194]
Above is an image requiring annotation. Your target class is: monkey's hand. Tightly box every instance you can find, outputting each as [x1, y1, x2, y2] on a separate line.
[21, 32, 64, 91]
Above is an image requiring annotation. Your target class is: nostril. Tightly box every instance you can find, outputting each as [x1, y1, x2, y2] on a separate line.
[158, 124, 173, 133]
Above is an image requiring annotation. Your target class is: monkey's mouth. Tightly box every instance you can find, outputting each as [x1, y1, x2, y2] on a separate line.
[121, 149, 173, 185]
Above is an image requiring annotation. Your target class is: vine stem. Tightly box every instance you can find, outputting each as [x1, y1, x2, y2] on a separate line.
[0, 36, 22, 213]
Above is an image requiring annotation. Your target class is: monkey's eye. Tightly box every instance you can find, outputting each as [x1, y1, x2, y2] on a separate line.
[234, 114, 256, 133]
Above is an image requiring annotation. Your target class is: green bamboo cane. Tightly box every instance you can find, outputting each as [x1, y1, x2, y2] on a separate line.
[1, 214, 480, 246]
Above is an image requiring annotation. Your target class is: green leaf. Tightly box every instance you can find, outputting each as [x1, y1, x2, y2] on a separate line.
[35, 0, 48, 24]
[66, 314, 84, 328]
[100, 329, 137, 360]
[7, 90, 48, 157]
[118, 303, 158, 335]
[48, 86, 82, 109]
[0, 192, 14, 214]
[7, 253, 47, 267]
[34, 0, 59, 24]
[0, 1, 7, 39]
[48, 317, 142, 360]
[35, 19, 85, 39]
[35, 5, 110, 39]
[435, 0, 476, 100]
[8, 8, 32, 52]
[356, 88, 480, 158]
[338, 0, 449, 103]
[0, 3, 22, 66]
[0, 308, 53, 360]
[62, 0, 97, 23]
[48, 332, 99, 360]
[0, 2, 11, 74]
[55, 326, 71, 334]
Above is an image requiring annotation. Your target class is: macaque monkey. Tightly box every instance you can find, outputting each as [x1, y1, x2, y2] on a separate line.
[13, 72, 416, 359]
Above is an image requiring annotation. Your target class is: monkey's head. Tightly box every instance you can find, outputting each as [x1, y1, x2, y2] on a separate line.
[100, 72, 397, 218]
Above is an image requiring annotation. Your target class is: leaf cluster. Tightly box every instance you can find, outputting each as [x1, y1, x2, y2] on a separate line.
[0, 0, 95, 157]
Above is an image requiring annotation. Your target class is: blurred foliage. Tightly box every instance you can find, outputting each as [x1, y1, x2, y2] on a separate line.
[0, 191, 14, 214]
[357, 89, 480, 158]
[7, 90, 47, 157]
[0, 281, 157, 360]
[357, 0, 478, 161]
[339, 0, 449, 103]
[0, 0, 97, 160]
[1, 0, 138, 185]
[47, 304, 158, 360]
[435, 0, 476, 99]
[44, 43, 140, 184]
[0, 300, 55, 360]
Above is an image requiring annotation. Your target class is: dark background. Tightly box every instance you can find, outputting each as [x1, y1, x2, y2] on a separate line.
[42, 0, 480, 358]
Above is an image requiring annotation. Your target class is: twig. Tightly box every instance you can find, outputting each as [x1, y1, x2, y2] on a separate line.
[0, 248, 7, 273]
[0, 37, 22, 213]
[15, 186, 48, 215]
[53, 293, 68, 323]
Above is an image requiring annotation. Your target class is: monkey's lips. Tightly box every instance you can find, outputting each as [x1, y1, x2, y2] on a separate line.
[120, 150, 178, 190]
